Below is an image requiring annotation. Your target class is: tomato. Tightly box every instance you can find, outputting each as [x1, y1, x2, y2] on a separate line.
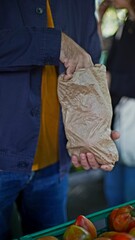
[63, 224, 92, 240]
[129, 227, 135, 237]
[37, 237, 58, 240]
[75, 215, 97, 239]
[94, 238, 111, 240]
[128, 221, 135, 231]
[111, 232, 135, 240]
[98, 231, 118, 238]
[109, 205, 135, 232]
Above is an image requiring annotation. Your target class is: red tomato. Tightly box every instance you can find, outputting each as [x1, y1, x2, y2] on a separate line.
[109, 205, 135, 232]
[111, 233, 135, 240]
[75, 215, 97, 239]
[37, 237, 58, 240]
[128, 221, 135, 232]
[98, 231, 118, 238]
[94, 238, 111, 240]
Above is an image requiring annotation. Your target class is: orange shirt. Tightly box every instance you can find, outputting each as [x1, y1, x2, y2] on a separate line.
[32, 0, 60, 170]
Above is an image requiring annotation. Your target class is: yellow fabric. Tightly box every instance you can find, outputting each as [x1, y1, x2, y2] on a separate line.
[32, 0, 59, 170]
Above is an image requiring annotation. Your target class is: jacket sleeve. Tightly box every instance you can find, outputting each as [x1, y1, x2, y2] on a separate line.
[0, 27, 61, 71]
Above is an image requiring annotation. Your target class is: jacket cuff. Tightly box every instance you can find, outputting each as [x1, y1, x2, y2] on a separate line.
[42, 28, 61, 66]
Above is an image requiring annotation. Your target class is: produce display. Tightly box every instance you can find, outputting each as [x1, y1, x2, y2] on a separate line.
[36, 205, 135, 240]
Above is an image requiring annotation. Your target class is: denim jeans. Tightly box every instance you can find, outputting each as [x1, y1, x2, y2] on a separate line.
[0, 163, 69, 240]
[104, 162, 135, 207]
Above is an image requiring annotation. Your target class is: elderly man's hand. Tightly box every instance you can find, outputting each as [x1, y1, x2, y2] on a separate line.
[60, 33, 93, 80]
[71, 131, 120, 172]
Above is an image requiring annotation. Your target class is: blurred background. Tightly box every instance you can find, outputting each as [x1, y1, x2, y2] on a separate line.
[67, 168, 107, 220]
[96, 0, 127, 38]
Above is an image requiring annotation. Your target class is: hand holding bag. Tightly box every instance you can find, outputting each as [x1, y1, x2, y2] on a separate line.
[58, 64, 118, 166]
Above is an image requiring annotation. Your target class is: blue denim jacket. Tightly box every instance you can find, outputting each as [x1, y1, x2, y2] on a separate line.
[0, 0, 101, 173]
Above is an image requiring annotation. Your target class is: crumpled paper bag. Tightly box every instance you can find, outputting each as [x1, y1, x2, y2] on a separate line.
[57, 64, 118, 165]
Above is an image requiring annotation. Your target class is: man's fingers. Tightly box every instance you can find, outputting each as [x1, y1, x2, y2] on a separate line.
[64, 57, 93, 80]
[79, 153, 91, 170]
[60, 33, 94, 78]
[66, 64, 76, 77]
[71, 155, 81, 168]
[72, 153, 100, 170]
[79, 153, 98, 170]
[72, 152, 116, 172]
[86, 153, 100, 169]
[111, 130, 120, 141]
[63, 73, 73, 80]
[101, 164, 115, 171]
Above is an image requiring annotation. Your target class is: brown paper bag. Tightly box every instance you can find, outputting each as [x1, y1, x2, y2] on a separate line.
[58, 64, 118, 165]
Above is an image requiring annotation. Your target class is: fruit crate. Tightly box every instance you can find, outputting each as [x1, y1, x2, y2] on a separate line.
[18, 200, 135, 240]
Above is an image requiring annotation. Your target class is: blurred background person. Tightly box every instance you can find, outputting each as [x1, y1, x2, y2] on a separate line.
[98, 0, 135, 207]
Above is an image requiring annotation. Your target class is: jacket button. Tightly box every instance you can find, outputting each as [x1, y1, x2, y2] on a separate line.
[31, 107, 40, 117]
[36, 7, 44, 15]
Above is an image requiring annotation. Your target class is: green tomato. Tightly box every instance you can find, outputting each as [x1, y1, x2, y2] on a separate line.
[63, 224, 92, 240]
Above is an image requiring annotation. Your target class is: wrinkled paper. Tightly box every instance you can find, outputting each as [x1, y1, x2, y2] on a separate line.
[58, 64, 118, 165]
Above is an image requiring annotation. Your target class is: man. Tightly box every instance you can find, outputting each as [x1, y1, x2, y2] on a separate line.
[0, 1, 119, 239]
